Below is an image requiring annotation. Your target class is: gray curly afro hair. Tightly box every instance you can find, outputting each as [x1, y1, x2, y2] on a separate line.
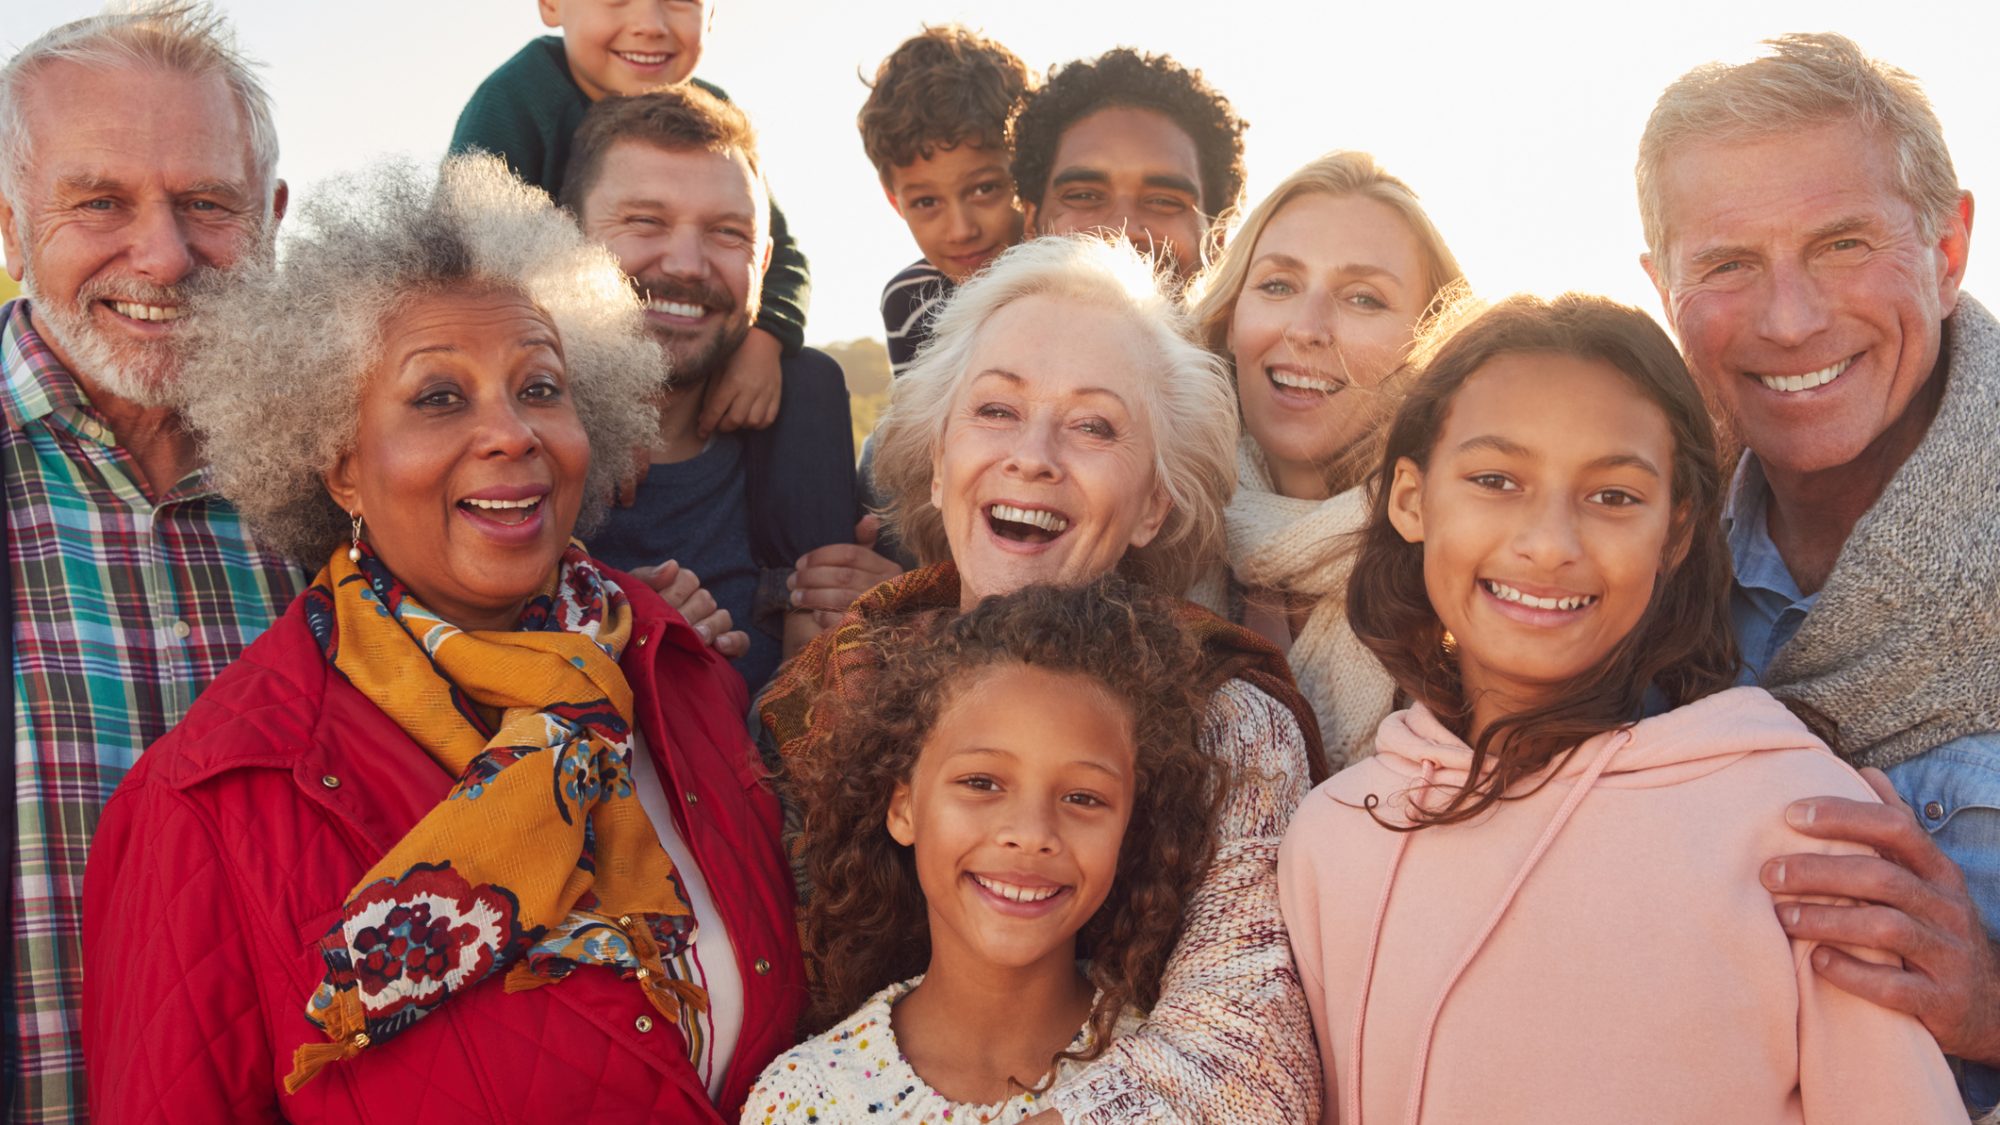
[176, 153, 662, 565]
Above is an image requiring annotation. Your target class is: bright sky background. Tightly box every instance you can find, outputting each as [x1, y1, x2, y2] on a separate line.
[4, 0, 1995, 348]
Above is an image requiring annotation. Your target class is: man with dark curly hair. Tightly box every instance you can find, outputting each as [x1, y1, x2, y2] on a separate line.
[1012, 48, 1247, 282]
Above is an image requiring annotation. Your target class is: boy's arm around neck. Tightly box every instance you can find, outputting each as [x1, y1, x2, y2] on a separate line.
[694, 77, 811, 354]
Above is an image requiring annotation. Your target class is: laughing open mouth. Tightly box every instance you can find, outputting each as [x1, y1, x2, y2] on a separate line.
[1754, 355, 1855, 394]
[105, 300, 186, 323]
[646, 297, 708, 319]
[985, 502, 1070, 544]
[971, 873, 1068, 903]
[1269, 367, 1345, 395]
[1481, 579, 1597, 612]
[459, 496, 543, 526]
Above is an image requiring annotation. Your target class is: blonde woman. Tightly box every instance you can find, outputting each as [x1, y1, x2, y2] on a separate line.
[1187, 151, 1465, 766]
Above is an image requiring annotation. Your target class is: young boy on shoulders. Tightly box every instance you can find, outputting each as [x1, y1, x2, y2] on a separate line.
[858, 26, 1036, 377]
[454, 0, 805, 435]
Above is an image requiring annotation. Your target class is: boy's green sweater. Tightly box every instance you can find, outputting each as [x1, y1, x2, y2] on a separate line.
[451, 36, 809, 353]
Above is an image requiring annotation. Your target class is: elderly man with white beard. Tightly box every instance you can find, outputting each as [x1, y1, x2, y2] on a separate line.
[0, 5, 301, 1120]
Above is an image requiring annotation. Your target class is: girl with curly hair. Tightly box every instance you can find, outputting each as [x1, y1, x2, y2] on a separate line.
[1277, 294, 1959, 1123]
[746, 577, 1225, 1123]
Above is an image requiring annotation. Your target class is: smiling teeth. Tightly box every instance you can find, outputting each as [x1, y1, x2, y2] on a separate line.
[647, 299, 705, 318]
[973, 875, 1062, 903]
[1758, 357, 1852, 393]
[989, 503, 1068, 533]
[617, 51, 669, 64]
[1269, 369, 1338, 393]
[1483, 580, 1596, 611]
[464, 497, 539, 510]
[110, 301, 185, 322]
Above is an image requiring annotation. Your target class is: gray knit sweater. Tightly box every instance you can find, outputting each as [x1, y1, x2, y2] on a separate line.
[1762, 294, 2000, 770]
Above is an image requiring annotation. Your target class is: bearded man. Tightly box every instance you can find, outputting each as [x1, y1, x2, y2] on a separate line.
[0, 5, 303, 1120]
[564, 85, 860, 695]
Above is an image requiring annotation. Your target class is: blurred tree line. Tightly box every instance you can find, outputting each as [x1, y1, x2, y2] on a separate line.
[818, 336, 891, 463]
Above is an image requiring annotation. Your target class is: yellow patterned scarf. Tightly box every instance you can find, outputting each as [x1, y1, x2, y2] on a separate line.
[284, 543, 704, 1092]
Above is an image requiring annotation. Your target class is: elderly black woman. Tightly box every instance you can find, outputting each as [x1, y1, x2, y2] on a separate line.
[81, 155, 802, 1123]
[761, 233, 1327, 1124]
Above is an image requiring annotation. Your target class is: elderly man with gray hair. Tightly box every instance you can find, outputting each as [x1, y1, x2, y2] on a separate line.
[1639, 33, 2000, 1117]
[0, 4, 298, 1119]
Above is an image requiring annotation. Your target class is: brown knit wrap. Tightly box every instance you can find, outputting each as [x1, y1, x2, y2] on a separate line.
[759, 561, 1328, 784]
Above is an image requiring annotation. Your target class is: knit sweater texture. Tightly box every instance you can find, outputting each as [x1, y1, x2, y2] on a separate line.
[744, 977, 1142, 1124]
[450, 36, 810, 353]
[1760, 294, 2000, 769]
[1191, 436, 1393, 770]
[1048, 679, 1323, 1122]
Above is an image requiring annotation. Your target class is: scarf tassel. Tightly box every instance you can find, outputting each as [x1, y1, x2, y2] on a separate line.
[282, 1003, 369, 1094]
[620, 912, 710, 1020]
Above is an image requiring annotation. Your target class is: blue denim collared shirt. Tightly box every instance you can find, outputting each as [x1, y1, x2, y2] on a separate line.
[1728, 455, 2000, 1108]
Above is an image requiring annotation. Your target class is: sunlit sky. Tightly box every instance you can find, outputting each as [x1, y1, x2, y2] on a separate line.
[4, 0, 1994, 347]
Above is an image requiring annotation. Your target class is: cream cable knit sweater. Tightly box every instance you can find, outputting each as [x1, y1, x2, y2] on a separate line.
[1193, 437, 1394, 770]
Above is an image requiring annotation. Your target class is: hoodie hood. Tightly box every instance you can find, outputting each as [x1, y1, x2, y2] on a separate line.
[1369, 686, 1824, 796]
[1338, 685, 1825, 1125]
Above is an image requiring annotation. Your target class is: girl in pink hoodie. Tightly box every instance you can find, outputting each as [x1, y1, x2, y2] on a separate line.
[1277, 294, 1962, 1124]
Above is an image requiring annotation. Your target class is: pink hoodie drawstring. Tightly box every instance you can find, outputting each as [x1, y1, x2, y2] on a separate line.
[1398, 730, 1632, 1125]
[1343, 757, 1438, 1125]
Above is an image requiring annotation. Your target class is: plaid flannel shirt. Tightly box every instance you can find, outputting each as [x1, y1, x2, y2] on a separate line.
[1, 299, 303, 1122]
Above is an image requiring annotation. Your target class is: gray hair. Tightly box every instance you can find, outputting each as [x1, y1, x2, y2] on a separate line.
[873, 234, 1238, 596]
[177, 153, 662, 565]
[1638, 32, 1960, 271]
[0, 2, 279, 201]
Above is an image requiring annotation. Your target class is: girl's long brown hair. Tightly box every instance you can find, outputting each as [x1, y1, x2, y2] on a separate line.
[786, 576, 1226, 1075]
[1345, 293, 1747, 827]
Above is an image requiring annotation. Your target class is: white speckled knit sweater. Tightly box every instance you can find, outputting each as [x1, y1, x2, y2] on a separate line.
[743, 977, 1143, 1124]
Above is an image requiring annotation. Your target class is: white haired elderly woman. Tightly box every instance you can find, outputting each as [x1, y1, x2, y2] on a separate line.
[81, 155, 803, 1123]
[760, 234, 1328, 1123]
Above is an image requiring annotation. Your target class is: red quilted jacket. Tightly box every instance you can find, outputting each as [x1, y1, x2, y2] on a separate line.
[82, 573, 805, 1123]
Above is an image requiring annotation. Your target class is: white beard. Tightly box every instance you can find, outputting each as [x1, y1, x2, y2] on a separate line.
[15, 212, 269, 410]
[21, 277, 181, 408]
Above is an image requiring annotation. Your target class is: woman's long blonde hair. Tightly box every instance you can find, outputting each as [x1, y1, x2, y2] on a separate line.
[1188, 151, 1466, 496]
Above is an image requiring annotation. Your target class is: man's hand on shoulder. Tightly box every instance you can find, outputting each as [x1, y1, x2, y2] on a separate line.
[698, 325, 783, 437]
[626, 559, 750, 659]
[788, 515, 906, 632]
[1764, 767, 2000, 1065]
